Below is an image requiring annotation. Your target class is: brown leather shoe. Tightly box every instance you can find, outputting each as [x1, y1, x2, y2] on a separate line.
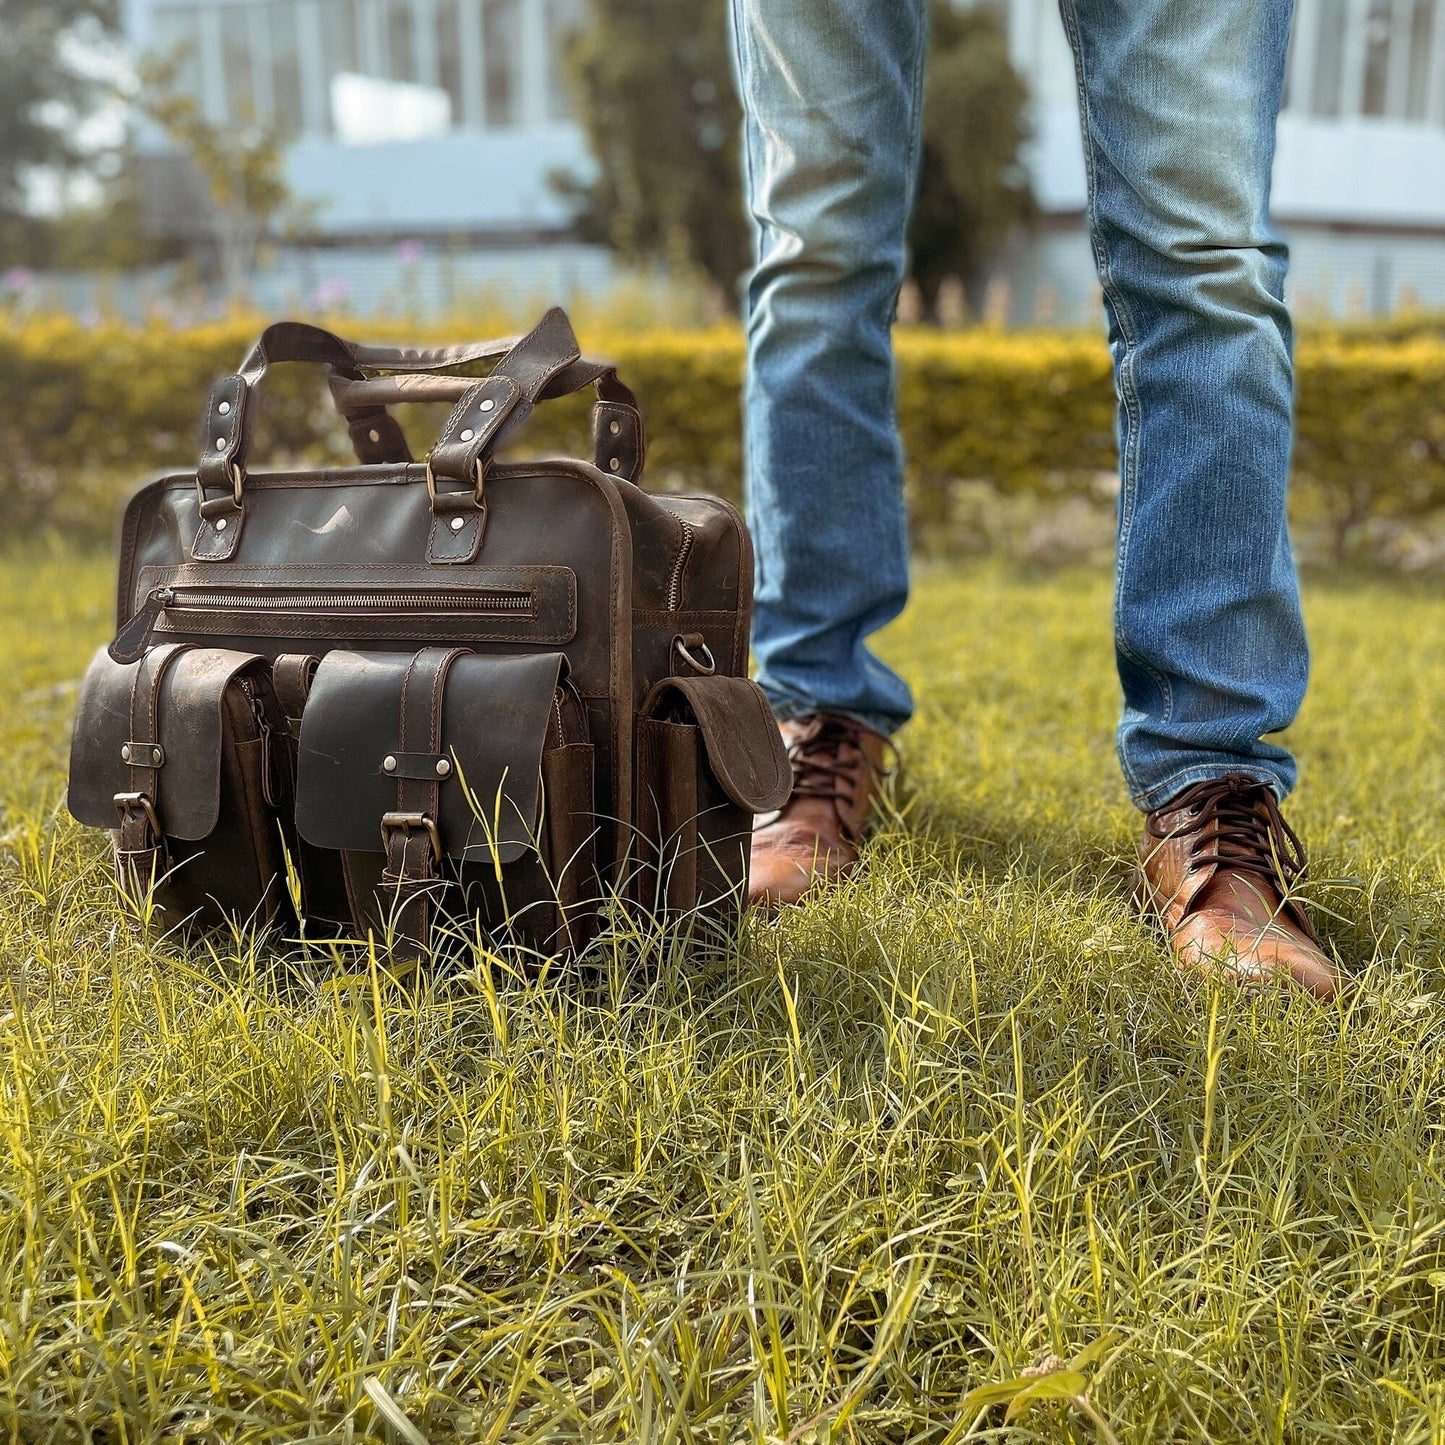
[748, 714, 894, 910]
[1136, 774, 1341, 999]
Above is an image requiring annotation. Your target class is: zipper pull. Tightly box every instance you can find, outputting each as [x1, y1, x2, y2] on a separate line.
[108, 588, 175, 664]
[241, 679, 280, 809]
[258, 713, 278, 808]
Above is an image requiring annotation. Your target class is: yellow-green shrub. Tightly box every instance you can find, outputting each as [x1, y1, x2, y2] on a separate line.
[1292, 336, 1445, 555]
[1, 312, 1441, 559]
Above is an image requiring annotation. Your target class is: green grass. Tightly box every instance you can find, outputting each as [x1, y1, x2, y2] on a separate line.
[1, 546, 1443, 1442]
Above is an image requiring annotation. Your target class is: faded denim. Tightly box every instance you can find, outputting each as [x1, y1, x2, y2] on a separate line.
[729, 0, 1307, 810]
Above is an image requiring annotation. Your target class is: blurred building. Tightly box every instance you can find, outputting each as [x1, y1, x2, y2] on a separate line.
[124, 0, 584, 234]
[119, 0, 610, 313]
[117, 0, 1445, 320]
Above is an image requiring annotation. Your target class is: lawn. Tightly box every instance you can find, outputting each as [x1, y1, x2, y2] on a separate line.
[1, 545, 1442, 1442]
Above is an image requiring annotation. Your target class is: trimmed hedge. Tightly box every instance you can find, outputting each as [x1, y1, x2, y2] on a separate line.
[2, 313, 1442, 558]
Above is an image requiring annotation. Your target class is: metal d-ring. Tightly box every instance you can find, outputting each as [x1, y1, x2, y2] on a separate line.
[425, 456, 487, 509]
[194, 461, 245, 516]
[673, 634, 716, 676]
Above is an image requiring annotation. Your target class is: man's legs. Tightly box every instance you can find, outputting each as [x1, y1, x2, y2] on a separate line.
[1060, 0, 1306, 807]
[730, 0, 927, 908]
[729, 0, 927, 738]
[1063, 0, 1338, 994]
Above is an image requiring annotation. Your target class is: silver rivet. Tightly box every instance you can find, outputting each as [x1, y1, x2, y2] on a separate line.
[369, 428, 381, 443]
[436, 758, 451, 778]
[215, 517, 228, 532]
[383, 755, 397, 773]
[609, 420, 621, 435]
[152, 748, 163, 764]
[450, 516, 465, 531]
[459, 428, 474, 442]
[121, 744, 131, 762]
[609, 457, 620, 471]
[479, 398, 495, 412]
[215, 437, 227, 451]
[218, 400, 232, 416]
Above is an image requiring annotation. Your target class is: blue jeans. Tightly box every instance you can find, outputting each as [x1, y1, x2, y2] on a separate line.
[729, 0, 1307, 811]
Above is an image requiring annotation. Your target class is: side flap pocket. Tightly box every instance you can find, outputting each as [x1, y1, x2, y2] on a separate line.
[67, 645, 270, 839]
[295, 650, 566, 865]
[639, 676, 790, 813]
[67, 647, 139, 828]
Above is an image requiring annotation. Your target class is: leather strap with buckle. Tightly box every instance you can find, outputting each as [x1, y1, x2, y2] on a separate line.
[113, 643, 191, 910]
[377, 647, 469, 956]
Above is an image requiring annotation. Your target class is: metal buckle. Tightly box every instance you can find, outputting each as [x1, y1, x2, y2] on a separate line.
[113, 791, 163, 837]
[380, 811, 443, 866]
[425, 456, 487, 509]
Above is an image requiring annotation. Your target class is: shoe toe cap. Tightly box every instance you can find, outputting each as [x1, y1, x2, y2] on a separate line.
[1170, 911, 1342, 1000]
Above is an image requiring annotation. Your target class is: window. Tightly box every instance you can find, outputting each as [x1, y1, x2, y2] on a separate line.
[316, 1, 360, 80]
[1360, 0, 1394, 114]
[1406, 0, 1437, 118]
[545, 0, 581, 120]
[150, 5, 204, 95]
[355, 0, 386, 78]
[220, 4, 258, 119]
[1313, 0, 1348, 116]
[270, 4, 304, 131]
[437, 0, 468, 123]
[387, 0, 416, 81]
[483, 0, 519, 125]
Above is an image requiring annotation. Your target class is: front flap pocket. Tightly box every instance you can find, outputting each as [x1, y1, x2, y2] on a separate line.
[295, 649, 567, 865]
[639, 675, 790, 813]
[68, 645, 272, 839]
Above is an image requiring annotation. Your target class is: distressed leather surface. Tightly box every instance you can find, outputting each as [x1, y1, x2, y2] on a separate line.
[640, 675, 791, 813]
[103, 308, 765, 930]
[295, 649, 566, 865]
[117, 464, 636, 851]
[68, 645, 268, 840]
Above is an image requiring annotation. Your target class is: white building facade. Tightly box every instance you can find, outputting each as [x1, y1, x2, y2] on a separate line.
[119, 0, 1445, 319]
[122, 0, 586, 240]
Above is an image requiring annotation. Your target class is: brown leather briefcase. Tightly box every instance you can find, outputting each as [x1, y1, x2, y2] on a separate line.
[67, 307, 790, 955]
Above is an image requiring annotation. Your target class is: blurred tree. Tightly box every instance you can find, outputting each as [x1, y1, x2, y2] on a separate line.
[0, 0, 121, 253]
[129, 52, 309, 301]
[553, 0, 748, 299]
[557, 0, 1032, 317]
[910, 3, 1034, 320]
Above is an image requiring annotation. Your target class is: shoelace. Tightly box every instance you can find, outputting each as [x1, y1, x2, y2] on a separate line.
[786, 716, 871, 806]
[1150, 775, 1307, 889]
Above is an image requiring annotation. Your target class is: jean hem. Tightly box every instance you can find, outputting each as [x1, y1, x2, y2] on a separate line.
[766, 698, 905, 740]
[1129, 762, 1291, 814]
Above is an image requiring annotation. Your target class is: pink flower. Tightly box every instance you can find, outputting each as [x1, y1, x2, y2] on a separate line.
[311, 277, 351, 309]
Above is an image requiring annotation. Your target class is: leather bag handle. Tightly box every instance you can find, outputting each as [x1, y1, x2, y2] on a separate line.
[328, 332, 645, 476]
[191, 307, 645, 564]
[198, 308, 639, 490]
[327, 361, 644, 479]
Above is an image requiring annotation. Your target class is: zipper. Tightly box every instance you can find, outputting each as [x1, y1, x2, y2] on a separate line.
[157, 585, 533, 616]
[548, 680, 587, 748]
[665, 521, 694, 613]
[109, 582, 536, 664]
[237, 675, 279, 808]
